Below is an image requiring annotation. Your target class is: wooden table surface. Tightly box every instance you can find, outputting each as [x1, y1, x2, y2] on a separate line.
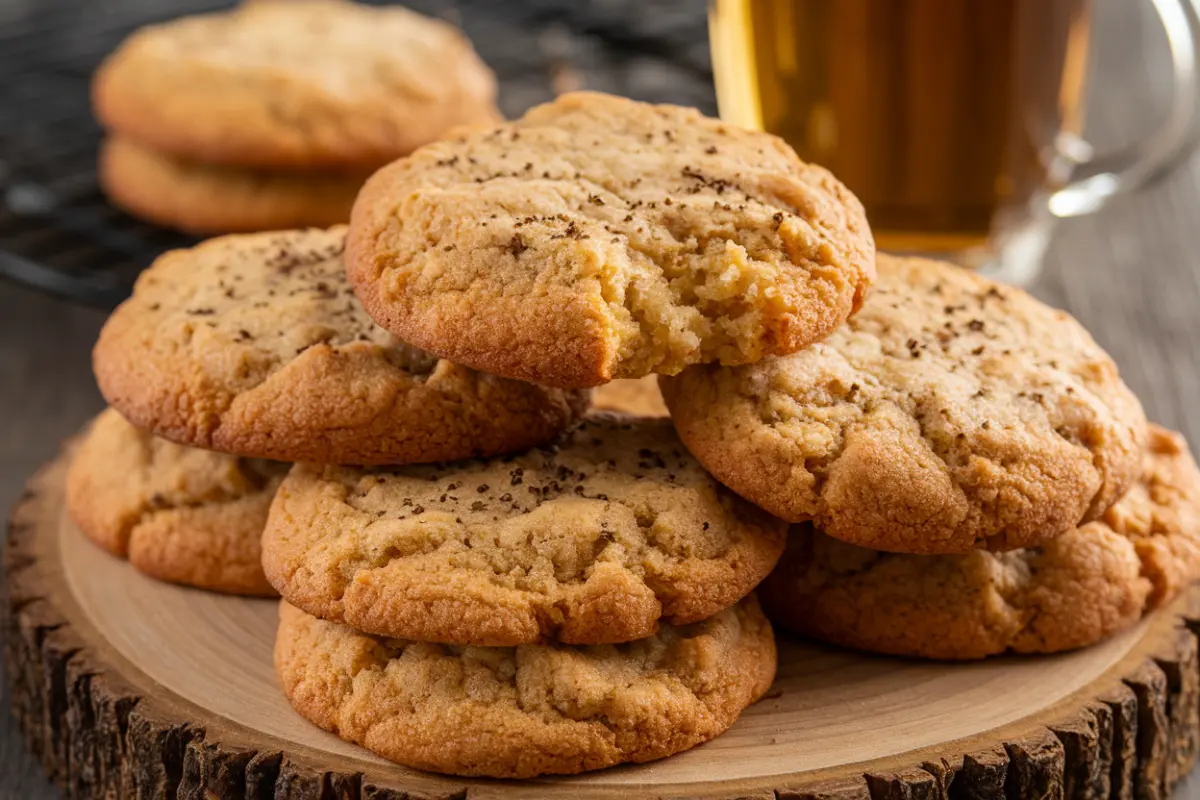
[4, 0, 1200, 797]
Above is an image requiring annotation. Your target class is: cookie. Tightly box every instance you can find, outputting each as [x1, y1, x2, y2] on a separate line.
[662, 254, 1146, 554]
[93, 0, 499, 170]
[760, 425, 1200, 659]
[275, 595, 775, 777]
[346, 91, 874, 388]
[100, 137, 363, 234]
[66, 408, 285, 596]
[94, 227, 588, 465]
[262, 413, 785, 645]
[592, 376, 668, 417]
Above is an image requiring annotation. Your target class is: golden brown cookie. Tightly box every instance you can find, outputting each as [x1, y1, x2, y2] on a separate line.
[347, 91, 874, 388]
[262, 413, 786, 645]
[662, 254, 1146, 555]
[99, 137, 364, 234]
[66, 408, 285, 596]
[93, 0, 498, 170]
[275, 595, 776, 777]
[759, 425, 1200, 659]
[94, 227, 588, 464]
[592, 376, 668, 416]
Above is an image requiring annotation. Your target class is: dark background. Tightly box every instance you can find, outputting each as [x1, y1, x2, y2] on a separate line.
[3, 0, 1200, 796]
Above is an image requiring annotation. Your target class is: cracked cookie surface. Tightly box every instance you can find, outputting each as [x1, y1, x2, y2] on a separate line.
[274, 595, 776, 777]
[262, 413, 786, 645]
[66, 408, 286, 595]
[662, 254, 1146, 554]
[100, 137, 365, 234]
[93, 0, 499, 169]
[760, 425, 1200, 659]
[93, 227, 589, 464]
[346, 91, 874, 388]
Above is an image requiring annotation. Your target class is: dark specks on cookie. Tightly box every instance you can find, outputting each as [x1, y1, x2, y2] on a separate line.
[660, 254, 1145, 555]
[95, 228, 587, 465]
[507, 234, 527, 258]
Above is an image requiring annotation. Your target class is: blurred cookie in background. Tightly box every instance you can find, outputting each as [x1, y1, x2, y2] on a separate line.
[92, 0, 500, 233]
[92, 0, 499, 169]
[99, 138, 366, 234]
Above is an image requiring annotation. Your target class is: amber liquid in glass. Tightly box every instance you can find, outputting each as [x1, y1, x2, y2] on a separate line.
[709, 0, 1092, 263]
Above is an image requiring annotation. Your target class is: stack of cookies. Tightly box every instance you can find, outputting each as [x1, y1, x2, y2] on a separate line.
[662, 255, 1200, 659]
[91, 0, 499, 234]
[72, 92, 806, 772]
[344, 90, 1200, 664]
[72, 88, 1200, 780]
[70, 226, 589, 598]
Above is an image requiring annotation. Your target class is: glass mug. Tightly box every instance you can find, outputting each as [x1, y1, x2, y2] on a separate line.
[708, 0, 1200, 285]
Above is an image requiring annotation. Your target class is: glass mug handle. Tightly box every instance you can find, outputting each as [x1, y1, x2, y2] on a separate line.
[1049, 0, 1200, 218]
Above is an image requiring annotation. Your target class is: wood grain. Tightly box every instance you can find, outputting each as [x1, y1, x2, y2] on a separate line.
[5, 446, 1200, 799]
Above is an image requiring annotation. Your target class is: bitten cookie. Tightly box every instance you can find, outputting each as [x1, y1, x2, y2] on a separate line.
[66, 408, 285, 596]
[662, 254, 1146, 554]
[93, 0, 499, 169]
[347, 91, 874, 388]
[592, 376, 668, 417]
[760, 425, 1200, 659]
[275, 596, 776, 777]
[100, 137, 364, 234]
[262, 413, 786, 645]
[94, 227, 588, 464]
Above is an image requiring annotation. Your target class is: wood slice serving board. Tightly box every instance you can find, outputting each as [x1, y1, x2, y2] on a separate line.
[5, 449, 1200, 800]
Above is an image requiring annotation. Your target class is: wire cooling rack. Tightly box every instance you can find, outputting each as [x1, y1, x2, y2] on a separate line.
[0, 0, 713, 308]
